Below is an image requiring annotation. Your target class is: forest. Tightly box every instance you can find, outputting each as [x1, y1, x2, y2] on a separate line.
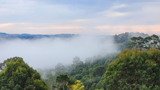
[1, 33, 160, 90]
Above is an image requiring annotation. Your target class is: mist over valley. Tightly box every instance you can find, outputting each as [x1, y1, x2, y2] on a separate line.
[0, 33, 118, 69]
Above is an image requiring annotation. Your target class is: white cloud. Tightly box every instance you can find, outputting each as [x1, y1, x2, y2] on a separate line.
[111, 3, 127, 10]
[1, 22, 160, 35]
[105, 11, 129, 18]
[0, 0, 76, 22]
[0, 0, 35, 15]
[96, 24, 160, 35]
[0, 22, 86, 34]
[100, 4, 129, 18]
[0, 1, 160, 34]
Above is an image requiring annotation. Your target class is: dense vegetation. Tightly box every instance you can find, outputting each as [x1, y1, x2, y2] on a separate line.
[0, 57, 48, 90]
[68, 56, 115, 90]
[114, 32, 148, 50]
[128, 35, 160, 49]
[39, 34, 160, 90]
[1, 33, 160, 90]
[44, 56, 115, 90]
[100, 49, 160, 90]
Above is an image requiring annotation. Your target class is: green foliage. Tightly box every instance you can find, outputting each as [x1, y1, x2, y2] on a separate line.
[13, 84, 22, 90]
[0, 57, 48, 90]
[43, 63, 68, 89]
[68, 56, 114, 90]
[42, 33, 160, 90]
[69, 80, 85, 90]
[43, 56, 115, 90]
[114, 32, 148, 50]
[101, 49, 160, 90]
[56, 74, 70, 89]
[50, 74, 85, 90]
[128, 35, 160, 49]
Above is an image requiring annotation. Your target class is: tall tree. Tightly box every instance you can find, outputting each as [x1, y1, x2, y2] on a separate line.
[100, 49, 160, 90]
[56, 75, 69, 90]
[0, 57, 48, 90]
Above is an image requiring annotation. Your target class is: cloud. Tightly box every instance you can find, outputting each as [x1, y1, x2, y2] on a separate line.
[99, 4, 129, 18]
[0, 22, 86, 34]
[0, 0, 77, 23]
[111, 4, 127, 9]
[95, 2, 160, 25]
[0, 0, 35, 16]
[104, 11, 129, 18]
[0, 23, 14, 29]
[0, 1, 160, 34]
[96, 24, 160, 35]
[1, 22, 160, 35]
[133, 2, 160, 24]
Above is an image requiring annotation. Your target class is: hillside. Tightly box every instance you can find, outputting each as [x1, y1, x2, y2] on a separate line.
[43, 33, 160, 90]
[1, 32, 160, 90]
[0, 32, 149, 41]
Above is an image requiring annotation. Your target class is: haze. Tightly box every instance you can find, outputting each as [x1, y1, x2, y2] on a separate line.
[0, 35, 117, 69]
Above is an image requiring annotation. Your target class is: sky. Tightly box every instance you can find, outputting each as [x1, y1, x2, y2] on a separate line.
[0, 0, 160, 35]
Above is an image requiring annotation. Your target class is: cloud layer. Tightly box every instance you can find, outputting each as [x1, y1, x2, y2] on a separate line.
[0, 35, 117, 69]
[0, 0, 160, 34]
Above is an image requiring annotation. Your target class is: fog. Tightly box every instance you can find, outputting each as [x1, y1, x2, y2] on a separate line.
[0, 35, 117, 69]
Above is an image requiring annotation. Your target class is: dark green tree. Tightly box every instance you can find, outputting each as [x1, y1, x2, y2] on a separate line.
[0, 57, 48, 90]
[56, 75, 69, 90]
[128, 35, 160, 49]
[100, 49, 160, 90]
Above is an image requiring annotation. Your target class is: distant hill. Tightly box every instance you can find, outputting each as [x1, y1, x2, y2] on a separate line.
[0, 33, 78, 40]
[0, 32, 150, 42]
